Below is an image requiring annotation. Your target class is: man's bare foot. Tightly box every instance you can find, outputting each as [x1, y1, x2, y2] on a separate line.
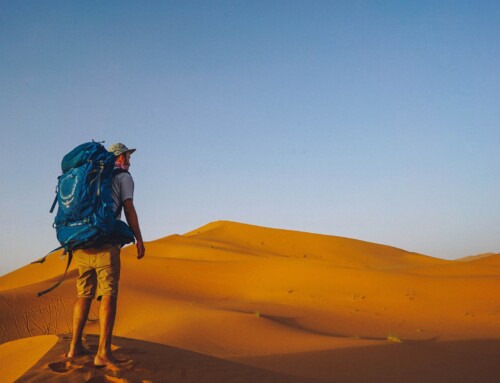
[67, 343, 91, 358]
[94, 353, 119, 367]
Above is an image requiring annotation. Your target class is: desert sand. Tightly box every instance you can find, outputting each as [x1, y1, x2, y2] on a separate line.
[1, 220, 500, 382]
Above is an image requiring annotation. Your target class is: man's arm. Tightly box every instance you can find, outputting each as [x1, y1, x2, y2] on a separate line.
[122, 199, 145, 259]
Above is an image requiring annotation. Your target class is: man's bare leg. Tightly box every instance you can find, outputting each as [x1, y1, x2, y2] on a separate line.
[68, 297, 92, 357]
[94, 295, 118, 366]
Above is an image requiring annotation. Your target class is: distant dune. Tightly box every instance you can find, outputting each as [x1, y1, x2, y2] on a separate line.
[457, 252, 499, 262]
[1, 221, 500, 382]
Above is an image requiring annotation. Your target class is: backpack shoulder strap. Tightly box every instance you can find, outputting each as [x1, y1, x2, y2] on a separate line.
[112, 168, 130, 177]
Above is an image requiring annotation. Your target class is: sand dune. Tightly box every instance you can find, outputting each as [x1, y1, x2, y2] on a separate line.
[457, 252, 498, 262]
[1, 220, 500, 382]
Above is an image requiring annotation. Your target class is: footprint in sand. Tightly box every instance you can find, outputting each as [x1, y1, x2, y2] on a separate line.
[86, 376, 126, 383]
[85, 373, 149, 383]
[48, 360, 72, 373]
[81, 358, 135, 372]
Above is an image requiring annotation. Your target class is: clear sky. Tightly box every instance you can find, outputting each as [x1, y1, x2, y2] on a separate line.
[1, 1, 499, 275]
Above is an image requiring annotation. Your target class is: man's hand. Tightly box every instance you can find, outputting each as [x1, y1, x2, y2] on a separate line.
[123, 199, 145, 260]
[136, 240, 145, 259]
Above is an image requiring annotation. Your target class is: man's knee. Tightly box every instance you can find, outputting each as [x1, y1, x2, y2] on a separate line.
[74, 296, 92, 307]
[99, 295, 117, 308]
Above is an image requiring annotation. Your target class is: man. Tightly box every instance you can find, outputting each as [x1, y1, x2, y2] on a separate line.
[67, 143, 145, 367]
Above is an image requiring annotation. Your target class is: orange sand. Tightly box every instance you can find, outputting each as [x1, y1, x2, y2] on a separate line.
[0, 335, 58, 383]
[1, 221, 500, 382]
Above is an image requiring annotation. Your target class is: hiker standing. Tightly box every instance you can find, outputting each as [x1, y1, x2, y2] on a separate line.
[67, 143, 145, 366]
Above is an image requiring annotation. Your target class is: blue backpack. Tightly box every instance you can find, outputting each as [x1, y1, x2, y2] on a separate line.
[35, 141, 135, 297]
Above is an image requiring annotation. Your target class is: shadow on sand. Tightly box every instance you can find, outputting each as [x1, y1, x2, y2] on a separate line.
[235, 338, 500, 383]
[16, 334, 323, 383]
[16, 334, 500, 383]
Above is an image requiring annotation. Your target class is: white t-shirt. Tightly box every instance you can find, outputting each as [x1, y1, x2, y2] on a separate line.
[112, 171, 134, 220]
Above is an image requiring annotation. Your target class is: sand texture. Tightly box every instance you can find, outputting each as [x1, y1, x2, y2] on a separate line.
[1, 220, 500, 382]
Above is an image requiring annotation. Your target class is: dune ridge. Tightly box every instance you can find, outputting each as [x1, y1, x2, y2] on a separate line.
[1, 220, 500, 382]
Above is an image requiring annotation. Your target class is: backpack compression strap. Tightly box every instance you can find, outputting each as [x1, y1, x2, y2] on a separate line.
[31, 245, 64, 265]
[35, 248, 73, 297]
[49, 194, 58, 213]
[34, 225, 89, 297]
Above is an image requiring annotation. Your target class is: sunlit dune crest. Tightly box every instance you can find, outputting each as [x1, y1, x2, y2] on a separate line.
[2, 221, 500, 382]
[458, 252, 500, 263]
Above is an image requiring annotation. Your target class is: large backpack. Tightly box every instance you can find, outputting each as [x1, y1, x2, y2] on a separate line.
[35, 141, 135, 297]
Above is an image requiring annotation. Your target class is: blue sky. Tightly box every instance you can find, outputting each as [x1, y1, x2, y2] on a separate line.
[1, 1, 499, 275]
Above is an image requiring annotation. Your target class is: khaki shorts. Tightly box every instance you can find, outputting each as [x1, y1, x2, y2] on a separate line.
[75, 244, 121, 300]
